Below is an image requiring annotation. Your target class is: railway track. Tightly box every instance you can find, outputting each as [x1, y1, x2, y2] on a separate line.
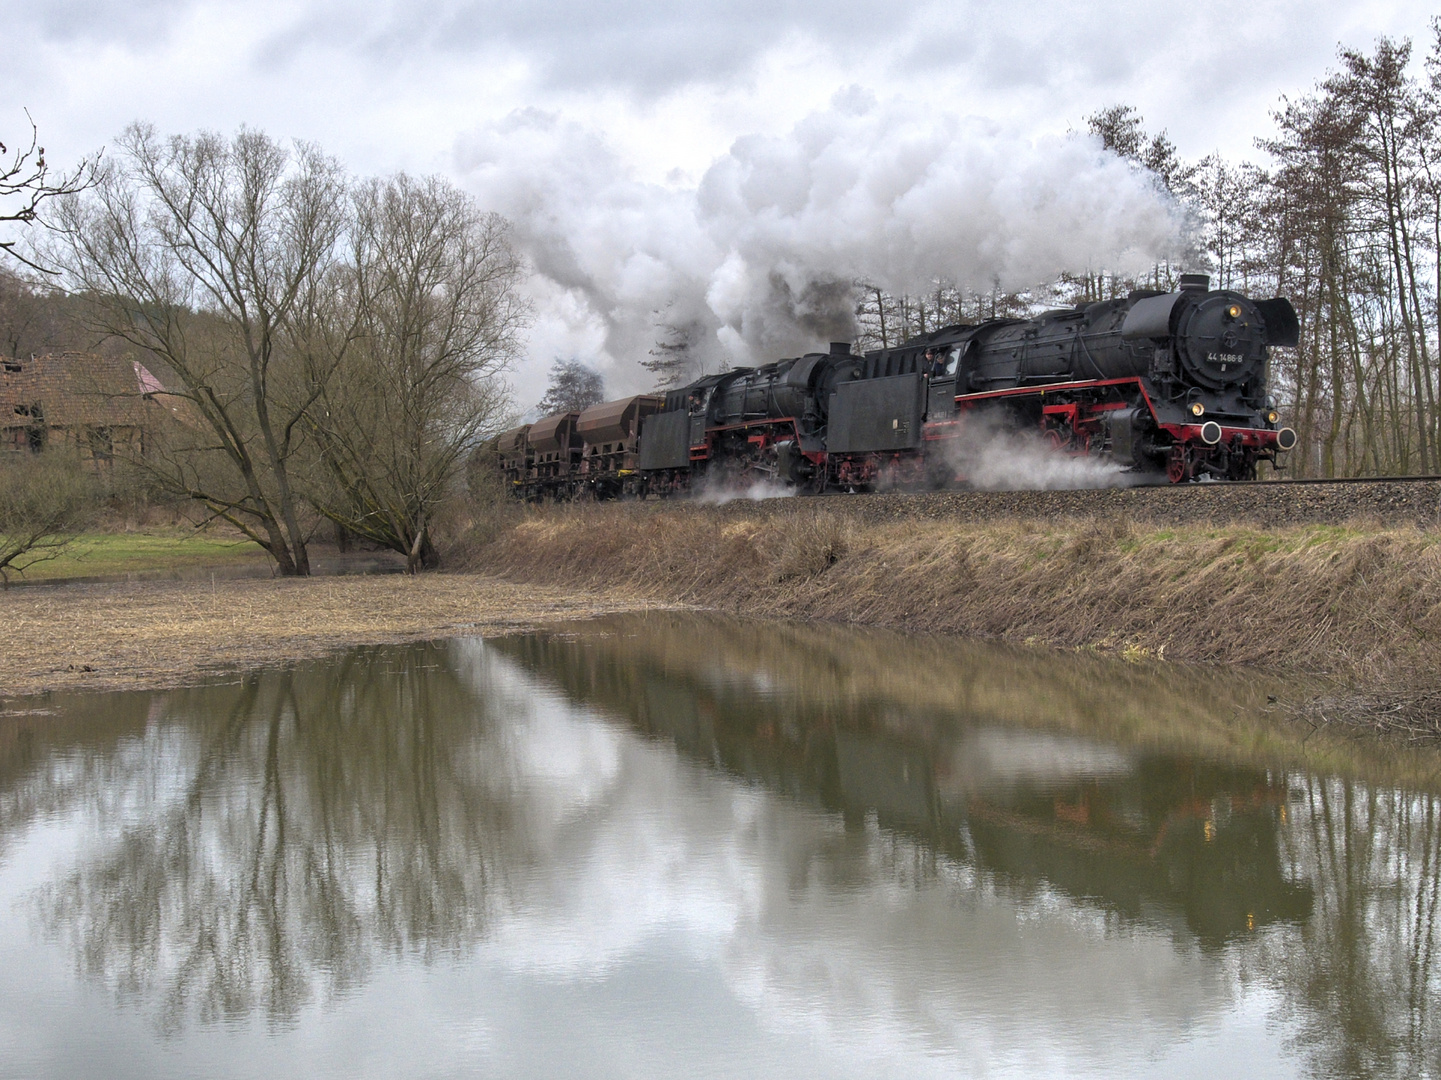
[668, 472, 1441, 529]
[1218, 473, 1441, 488]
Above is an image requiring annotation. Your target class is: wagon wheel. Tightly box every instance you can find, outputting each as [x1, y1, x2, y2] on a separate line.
[1166, 445, 1192, 483]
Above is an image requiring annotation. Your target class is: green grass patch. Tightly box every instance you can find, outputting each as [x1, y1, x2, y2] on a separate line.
[13, 532, 269, 582]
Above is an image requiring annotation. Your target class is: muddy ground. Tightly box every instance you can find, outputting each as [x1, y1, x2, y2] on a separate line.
[0, 575, 665, 699]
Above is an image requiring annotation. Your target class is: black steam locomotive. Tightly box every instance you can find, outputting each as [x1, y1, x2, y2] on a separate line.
[500, 273, 1299, 496]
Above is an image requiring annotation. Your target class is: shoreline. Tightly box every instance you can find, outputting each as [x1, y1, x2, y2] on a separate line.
[5, 574, 1439, 794]
[5, 494, 1441, 747]
[462, 500, 1441, 742]
[0, 574, 671, 700]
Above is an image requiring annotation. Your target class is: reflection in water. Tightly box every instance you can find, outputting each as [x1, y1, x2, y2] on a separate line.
[496, 626, 1321, 947]
[494, 616, 1441, 1078]
[0, 613, 1436, 1078]
[29, 649, 511, 1031]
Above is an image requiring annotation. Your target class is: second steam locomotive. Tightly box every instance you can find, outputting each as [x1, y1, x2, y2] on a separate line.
[500, 273, 1300, 497]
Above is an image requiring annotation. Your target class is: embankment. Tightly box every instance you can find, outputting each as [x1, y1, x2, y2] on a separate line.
[466, 491, 1441, 737]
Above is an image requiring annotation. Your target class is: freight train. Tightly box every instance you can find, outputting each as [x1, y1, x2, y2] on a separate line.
[498, 274, 1300, 497]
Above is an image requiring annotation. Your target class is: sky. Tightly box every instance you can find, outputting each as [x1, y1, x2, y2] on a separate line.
[6, 0, 1439, 408]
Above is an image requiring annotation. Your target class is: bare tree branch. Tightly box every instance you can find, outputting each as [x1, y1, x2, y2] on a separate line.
[1, 112, 99, 273]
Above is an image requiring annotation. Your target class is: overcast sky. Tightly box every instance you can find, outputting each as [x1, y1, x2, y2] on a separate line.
[8, 0, 1439, 405]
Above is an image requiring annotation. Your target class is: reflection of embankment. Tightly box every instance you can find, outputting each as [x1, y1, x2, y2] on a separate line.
[2, 630, 1436, 1075]
[497, 617, 1441, 1075]
[473, 502, 1441, 710]
[491, 620, 1316, 946]
[493, 612, 1441, 792]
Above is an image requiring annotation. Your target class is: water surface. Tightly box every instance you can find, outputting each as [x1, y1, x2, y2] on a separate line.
[1, 614, 1438, 1078]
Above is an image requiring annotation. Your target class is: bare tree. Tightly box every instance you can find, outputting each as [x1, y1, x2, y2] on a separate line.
[0, 453, 95, 585]
[1085, 105, 1195, 197]
[1, 114, 98, 272]
[304, 174, 526, 572]
[536, 358, 604, 415]
[50, 124, 347, 575]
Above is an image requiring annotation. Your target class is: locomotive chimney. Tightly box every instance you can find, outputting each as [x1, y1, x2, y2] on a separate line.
[829, 342, 853, 356]
[1178, 273, 1210, 292]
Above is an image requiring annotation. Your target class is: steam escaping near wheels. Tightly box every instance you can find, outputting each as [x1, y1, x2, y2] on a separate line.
[938, 413, 1141, 491]
[694, 478, 797, 505]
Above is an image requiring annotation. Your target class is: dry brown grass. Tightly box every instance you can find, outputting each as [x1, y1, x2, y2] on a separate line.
[12, 501, 1441, 745]
[465, 502, 1441, 741]
[469, 503, 1441, 680]
[0, 574, 666, 698]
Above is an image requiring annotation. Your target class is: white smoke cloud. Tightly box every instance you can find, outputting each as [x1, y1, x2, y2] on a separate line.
[942, 412, 1151, 490]
[458, 90, 1184, 396]
[694, 477, 797, 504]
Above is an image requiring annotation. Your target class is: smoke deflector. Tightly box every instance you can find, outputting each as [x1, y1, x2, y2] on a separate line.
[1120, 292, 1188, 340]
[1255, 298, 1301, 347]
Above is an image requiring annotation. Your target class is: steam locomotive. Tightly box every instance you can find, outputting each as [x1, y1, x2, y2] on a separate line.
[498, 273, 1300, 496]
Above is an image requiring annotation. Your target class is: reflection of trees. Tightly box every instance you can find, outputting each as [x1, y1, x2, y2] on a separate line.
[494, 619, 1441, 1079]
[1263, 779, 1441, 1078]
[8, 614, 1441, 1075]
[34, 645, 514, 1032]
[0, 692, 155, 858]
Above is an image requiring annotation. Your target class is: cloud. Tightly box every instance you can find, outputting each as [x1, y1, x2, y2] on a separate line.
[8, 0, 1434, 408]
[11, 0, 1409, 105]
[458, 92, 1183, 392]
[2, 0, 193, 44]
[250, 0, 898, 92]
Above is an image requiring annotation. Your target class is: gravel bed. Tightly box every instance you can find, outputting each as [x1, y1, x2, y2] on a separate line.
[645, 479, 1441, 529]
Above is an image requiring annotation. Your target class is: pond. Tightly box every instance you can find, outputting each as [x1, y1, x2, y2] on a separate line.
[0, 613, 1438, 1079]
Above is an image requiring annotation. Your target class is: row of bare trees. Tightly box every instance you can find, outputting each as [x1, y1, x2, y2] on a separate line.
[43, 125, 526, 572]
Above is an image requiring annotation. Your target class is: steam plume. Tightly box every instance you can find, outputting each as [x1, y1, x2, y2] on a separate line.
[457, 91, 1183, 393]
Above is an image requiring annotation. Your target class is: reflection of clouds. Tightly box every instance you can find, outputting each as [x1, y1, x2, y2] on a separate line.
[451, 641, 1232, 1069]
[8, 637, 1374, 1075]
[456, 642, 764, 979]
[0, 633, 1433, 1075]
[941, 729, 1135, 796]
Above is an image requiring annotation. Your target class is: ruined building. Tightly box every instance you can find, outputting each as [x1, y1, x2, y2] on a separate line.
[1, 352, 180, 464]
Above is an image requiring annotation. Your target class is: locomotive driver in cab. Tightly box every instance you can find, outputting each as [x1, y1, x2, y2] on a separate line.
[925, 347, 955, 378]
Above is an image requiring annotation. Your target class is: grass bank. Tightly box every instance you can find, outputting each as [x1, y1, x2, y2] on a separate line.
[7, 531, 271, 583]
[466, 502, 1441, 738]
